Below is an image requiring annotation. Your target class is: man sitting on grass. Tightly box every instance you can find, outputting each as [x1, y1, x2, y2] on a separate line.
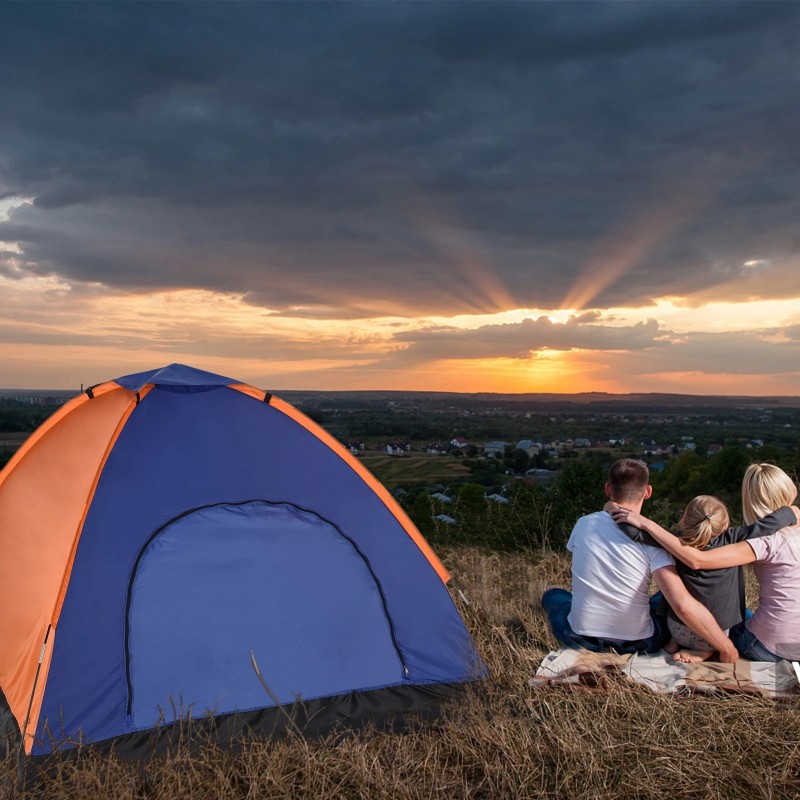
[541, 458, 738, 662]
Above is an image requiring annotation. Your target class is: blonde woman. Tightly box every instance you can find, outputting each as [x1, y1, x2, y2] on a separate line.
[742, 463, 798, 525]
[610, 464, 800, 662]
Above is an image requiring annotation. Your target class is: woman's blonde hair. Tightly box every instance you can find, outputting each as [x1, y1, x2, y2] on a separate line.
[741, 463, 798, 525]
[678, 495, 730, 549]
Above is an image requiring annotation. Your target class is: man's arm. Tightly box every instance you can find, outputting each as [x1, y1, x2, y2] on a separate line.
[652, 565, 739, 663]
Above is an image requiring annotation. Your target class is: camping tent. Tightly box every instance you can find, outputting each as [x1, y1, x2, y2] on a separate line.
[0, 364, 483, 758]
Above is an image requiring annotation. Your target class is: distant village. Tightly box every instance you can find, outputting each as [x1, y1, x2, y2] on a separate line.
[342, 431, 770, 474]
[0, 392, 72, 405]
[3, 390, 798, 497]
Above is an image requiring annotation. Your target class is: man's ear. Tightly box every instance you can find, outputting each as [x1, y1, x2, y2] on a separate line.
[604, 482, 613, 499]
[643, 484, 653, 500]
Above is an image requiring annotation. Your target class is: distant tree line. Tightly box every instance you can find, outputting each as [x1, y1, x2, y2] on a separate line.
[0, 400, 58, 432]
[0, 400, 66, 470]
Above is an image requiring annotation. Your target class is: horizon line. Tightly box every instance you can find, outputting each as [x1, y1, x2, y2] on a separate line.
[1, 387, 799, 401]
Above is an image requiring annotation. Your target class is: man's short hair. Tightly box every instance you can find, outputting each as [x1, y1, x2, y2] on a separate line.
[607, 458, 650, 502]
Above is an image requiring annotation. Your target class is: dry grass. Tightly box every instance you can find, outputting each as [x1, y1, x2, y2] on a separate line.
[4, 548, 799, 799]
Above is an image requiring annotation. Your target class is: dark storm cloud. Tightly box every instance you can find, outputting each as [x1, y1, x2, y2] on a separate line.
[385, 314, 800, 382]
[1, 1, 799, 314]
[391, 316, 664, 360]
[618, 330, 800, 377]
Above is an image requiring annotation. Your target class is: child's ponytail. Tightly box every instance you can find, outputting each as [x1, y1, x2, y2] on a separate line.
[679, 495, 730, 549]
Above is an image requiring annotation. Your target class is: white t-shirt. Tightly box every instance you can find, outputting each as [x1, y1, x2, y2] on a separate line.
[567, 511, 675, 641]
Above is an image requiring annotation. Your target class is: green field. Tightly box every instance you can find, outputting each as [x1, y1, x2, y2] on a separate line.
[360, 454, 471, 488]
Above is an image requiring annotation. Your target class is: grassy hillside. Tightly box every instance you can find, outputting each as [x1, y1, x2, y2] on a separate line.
[5, 549, 799, 799]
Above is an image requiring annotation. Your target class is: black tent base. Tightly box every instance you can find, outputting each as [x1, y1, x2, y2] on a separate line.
[24, 680, 473, 768]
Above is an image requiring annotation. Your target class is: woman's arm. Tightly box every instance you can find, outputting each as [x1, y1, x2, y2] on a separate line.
[609, 506, 757, 570]
[602, 501, 662, 547]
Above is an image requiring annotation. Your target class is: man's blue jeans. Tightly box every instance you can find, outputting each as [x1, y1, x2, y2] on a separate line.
[541, 587, 667, 654]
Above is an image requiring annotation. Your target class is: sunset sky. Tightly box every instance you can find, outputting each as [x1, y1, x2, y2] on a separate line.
[1, 2, 799, 394]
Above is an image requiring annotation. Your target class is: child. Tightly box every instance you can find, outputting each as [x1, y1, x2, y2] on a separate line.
[608, 466, 797, 662]
[660, 495, 733, 661]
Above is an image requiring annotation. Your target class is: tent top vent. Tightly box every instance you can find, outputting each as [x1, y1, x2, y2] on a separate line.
[115, 364, 239, 392]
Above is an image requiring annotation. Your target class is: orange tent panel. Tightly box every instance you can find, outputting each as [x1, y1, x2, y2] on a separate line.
[0, 384, 133, 745]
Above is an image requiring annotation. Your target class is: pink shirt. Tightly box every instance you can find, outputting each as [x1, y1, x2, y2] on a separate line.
[747, 527, 800, 659]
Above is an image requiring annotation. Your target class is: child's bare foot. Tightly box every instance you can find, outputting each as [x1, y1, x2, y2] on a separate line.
[672, 649, 714, 663]
[664, 639, 679, 654]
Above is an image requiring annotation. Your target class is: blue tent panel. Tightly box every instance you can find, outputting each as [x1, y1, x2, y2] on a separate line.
[115, 363, 237, 392]
[129, 502, 402, 728]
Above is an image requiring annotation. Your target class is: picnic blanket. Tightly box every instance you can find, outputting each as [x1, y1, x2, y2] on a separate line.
[531, 648, 800, 698]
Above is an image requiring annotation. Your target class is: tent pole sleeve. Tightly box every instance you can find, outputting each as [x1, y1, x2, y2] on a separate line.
[19, 625, 51, 757]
